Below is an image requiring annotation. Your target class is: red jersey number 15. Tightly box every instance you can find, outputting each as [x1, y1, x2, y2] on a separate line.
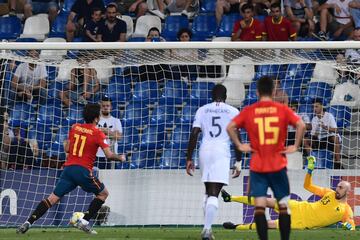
[254, 117, 279, 145]
[73, 133, 87, 157]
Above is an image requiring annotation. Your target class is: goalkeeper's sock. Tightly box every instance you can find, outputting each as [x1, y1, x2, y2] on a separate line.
[279, 208, 291, 240]
[254, 207, 268, 240]
[27, 199, 52, 224]
[236, 223, 256, 230]
[231, 196, 255, 205]
[83, 198, 105, 221]
[204, 196, 218, 230]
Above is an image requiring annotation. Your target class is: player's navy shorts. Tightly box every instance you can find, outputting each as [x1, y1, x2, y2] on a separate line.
[249, 167, 290, 201]
[53, 165, 105, 198]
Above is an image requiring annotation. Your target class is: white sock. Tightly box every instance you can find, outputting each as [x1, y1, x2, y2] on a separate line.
[202, 194, 208, 216]
[204, 196, 218, 230]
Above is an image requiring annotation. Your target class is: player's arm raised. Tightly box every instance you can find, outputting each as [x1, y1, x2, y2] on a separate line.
[186, 127, 201, 176]
[303, 170, 328, 197]
[102, 147, 125, 162]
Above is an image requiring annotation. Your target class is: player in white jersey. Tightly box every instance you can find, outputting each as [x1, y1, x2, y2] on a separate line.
[96, 95, 124, 169]
[186, 84, 241, 240]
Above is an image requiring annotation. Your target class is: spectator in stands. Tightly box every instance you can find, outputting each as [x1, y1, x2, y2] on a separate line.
[66, 0, 105, 42]
[264, 3, 297, 41]
[11, 50, 47, 104]
[303, 99, 343, 169]
[145, 27, 166, 42]
[215, 0, 242, 25]
[83, 7, 103, 42]
[273, 78, 289, 105]
[115, 0, 148, 19]
[344, 28, 360, 61]
[284, 0, 315, 38]
[350, 1, 360, 28]
[7, 126, 38, 170]
[315, 0, 353, 40]
[170, 28, 198, 81]
[165, 0, 198, 18]
[23, 0, 58, 23]
[98, 3, 127, 42]
[287, 102, 311, 145]
[96, 95, 123, 169]
[231, 3, 265, 41]
[59, 62, 100, 107]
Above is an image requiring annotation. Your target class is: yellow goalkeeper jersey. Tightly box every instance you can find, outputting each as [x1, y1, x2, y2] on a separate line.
[290, 174, 355, 230]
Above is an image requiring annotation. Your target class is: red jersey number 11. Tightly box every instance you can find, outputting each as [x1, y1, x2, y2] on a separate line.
[254, 117, 279, 145]
[73, 134, 87, 157]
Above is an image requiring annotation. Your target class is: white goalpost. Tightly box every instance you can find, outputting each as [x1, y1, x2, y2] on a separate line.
[0, 42, 359, 227]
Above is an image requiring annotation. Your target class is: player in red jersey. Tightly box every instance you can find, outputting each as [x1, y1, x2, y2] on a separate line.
[231, 3, 265, 41]
[227, 76, 305, 240]
[17, 104, 124, 235]
[264, 3, 297, 41]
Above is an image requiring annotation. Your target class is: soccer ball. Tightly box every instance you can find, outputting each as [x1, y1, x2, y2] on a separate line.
[70, 212, 84, 226]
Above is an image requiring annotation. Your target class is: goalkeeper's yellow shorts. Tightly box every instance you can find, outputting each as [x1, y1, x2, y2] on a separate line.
[274, 200, 308, 229]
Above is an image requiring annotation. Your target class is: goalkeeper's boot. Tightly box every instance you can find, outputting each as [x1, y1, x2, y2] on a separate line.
[223, 222, 237, 229]
[16, 221, 30, 234]
[77, 220, 98, 234]
[307, 156, 316, 174]
[201, 229, 215, 240]
[221, 189, 231, 202]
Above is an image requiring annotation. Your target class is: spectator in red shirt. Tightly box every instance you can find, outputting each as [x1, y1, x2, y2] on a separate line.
[264, 3, 297, 41]
[231, 3, 265, 41]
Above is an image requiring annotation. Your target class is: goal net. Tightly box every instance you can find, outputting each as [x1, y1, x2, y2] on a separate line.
[0, 42, 359, 227]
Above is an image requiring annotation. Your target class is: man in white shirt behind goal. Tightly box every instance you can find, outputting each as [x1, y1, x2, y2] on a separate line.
[186, 84, 241, 240]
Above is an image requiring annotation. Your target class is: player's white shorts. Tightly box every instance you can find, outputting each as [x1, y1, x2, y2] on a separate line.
[199, 142, 231, 185]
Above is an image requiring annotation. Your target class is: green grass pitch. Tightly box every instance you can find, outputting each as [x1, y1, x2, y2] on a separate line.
[1, 227, 360, 240]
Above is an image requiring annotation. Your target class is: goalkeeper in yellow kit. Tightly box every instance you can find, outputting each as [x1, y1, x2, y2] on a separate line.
[222, 157, 356, 230]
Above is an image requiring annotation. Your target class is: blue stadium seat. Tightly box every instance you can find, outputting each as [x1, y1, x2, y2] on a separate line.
[13, 38, 37, 56]
[187, 81, 215, 106]
[254, 15, 266, 22]
[122, 102, 149, 127]
[216, 14, 241, 37]
[159, 148, 186, 169]
[176, 105, 198, 124]
[127, 149, 157, 169]
[302, 82, 332, 104]
[47, 127, 69, 161]
[254, 64, 286, 80]
[29, 123, 53, 150]
[62, 0, 76, 13]
[166, 124, 192, 150]
[0, 16, 22, 40]
[9, 103, 35, 127]
[328, 105, 351, 128]
[243, 81, 258, 106]
[131, 81, 159, 104]
[282, 80, 302, 103]
[284, 63, 315, 83]
[159, 80, 189, 105]
[107, 81, 132, 105]
[49, 12, 68, 38]
[118, 126, 139, 152]
[37, 105, 63, 126]
[62, 105, 84, 126]
[298, 103, 314, 120]
[162, 15, 189, 41]
[200, 0, 216, 13]
[139, 124, 166, 149]
[150, 104, 177, 128]
[192, 15, 217, 40]
[128, 37, 146, 42]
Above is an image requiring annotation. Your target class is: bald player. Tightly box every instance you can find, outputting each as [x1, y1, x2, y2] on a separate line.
[222, 157, 355, 231]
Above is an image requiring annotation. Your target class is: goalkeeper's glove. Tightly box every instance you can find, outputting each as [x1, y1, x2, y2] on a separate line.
[307, 156, 316, 174]
[342, 222, 354, 231]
